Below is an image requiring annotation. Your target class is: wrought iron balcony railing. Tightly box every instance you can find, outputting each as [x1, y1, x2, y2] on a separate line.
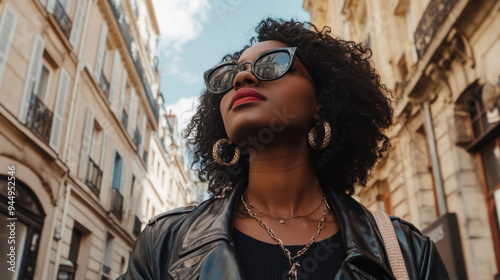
[99, 71, 110, 99]
[108, 0, 159, 123]
[52, 0, 72, 39]
[133, 127, 141, 148]
[121, 109, 128, 129]
[133, 215, 142, 237]
[414, 0, 458, 58]
[85, 157, 103, 196]
[102, 264, 111, 275]
[26, 93, 53, 144]
[110, 188, 123, 220]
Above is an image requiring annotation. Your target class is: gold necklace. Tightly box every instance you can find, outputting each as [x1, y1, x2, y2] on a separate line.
[241, 192, 328, 280]
[242, 192, 325, 224]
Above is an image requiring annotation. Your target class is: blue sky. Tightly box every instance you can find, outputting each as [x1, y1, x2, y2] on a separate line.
[152, 0, 310, 127]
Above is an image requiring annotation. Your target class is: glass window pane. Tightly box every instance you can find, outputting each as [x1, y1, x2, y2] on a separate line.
[36, 66, 49, 102]
[481, 144, 500, 193]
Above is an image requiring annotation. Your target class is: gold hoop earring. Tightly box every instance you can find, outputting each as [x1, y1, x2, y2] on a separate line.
[212, 138, 240, 166]
[308, 121, 331, 150]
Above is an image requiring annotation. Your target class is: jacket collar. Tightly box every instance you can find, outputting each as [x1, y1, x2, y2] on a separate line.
[178, 179, 247, 257]
[177, 179, 395, 279]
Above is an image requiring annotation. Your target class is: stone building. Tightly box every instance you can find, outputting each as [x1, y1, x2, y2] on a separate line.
[146, 99, 204, 221]
[0, 0, 164, 279]
[304, 0, 499, 279]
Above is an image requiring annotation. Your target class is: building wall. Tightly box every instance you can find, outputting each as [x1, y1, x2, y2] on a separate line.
[304, 0, 500, 279]
[0, 0, 162, 279]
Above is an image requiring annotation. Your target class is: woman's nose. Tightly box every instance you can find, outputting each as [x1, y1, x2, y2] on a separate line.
[233, 66, 260, 91]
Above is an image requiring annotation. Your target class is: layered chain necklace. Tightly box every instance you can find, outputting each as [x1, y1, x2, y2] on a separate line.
[242, 192, 325, 224]
[241, 192, 328, 280]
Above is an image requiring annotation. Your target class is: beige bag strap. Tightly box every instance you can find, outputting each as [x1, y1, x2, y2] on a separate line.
[371, 210, 410, 280]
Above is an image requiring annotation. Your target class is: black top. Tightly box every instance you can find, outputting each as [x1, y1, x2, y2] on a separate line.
[233, 228, 345, 280]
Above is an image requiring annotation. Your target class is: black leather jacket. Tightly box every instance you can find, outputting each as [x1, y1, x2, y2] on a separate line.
[119, 180, 449, 279]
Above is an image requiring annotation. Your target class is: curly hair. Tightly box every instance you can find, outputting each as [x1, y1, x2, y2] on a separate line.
[184, 18, 393, 196]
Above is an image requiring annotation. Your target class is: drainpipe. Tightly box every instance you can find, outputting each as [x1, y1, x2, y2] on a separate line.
[422, 101, 448, 216]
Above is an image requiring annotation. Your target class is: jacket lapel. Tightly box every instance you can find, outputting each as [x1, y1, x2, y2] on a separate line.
[169, 180, 247, 279]
[325, 187, 396, 280]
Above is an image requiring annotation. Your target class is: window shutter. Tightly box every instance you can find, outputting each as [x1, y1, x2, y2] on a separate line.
[108, 50, 120, 105]
[49, 68, 70, 151]
[19, 34, 45, 123]
[108, 145, 117, 190]
[139, 115, 146, 155]
[98, 131, 108, 188]
[94, 23, 108, 78]
[128, 88, 138, 134]
[0, 4, 17, 86]
[78, 106, 94, 180]
[100, 132, 108, 168]
[118, 71, 127, 118]
[121, 159, 128, 193]
[69, 0, 85, 48]
[46, 0, 56, 13]
[121, 159, 128, 218]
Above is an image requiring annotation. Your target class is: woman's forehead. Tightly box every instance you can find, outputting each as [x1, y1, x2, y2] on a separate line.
[238, 40, 289, 62]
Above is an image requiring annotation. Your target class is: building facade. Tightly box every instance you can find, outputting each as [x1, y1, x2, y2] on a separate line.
[0, 0, 164, 279]
[144, 98, 204, 225]
[304, 0, 499, 279]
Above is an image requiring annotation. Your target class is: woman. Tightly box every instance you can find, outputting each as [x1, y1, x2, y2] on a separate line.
[120, 19, 449, 280]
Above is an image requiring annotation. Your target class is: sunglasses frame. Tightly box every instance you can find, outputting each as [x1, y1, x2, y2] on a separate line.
[204, 47, 312, 94]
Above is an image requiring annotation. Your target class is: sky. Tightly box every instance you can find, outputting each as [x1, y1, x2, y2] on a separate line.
[151, 0, 311, 129]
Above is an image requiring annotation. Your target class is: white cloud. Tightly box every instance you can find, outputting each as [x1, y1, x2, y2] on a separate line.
[153, 0, 211, 55]
[164, 64, 200, 84]
[165, 96, 200, 135]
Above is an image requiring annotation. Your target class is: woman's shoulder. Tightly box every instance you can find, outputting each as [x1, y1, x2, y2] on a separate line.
[143, 197, 221, 234]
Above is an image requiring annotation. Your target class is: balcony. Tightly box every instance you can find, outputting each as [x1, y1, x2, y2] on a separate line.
[26, 93, 53, 144]
[85, 157, 103, 196]
[107, 0, 159, 123]
[133, 216, 142, 237]
[133, 127, 141, 148]
[414, 0, 458, 58]
[110, 188, 123, 220]
[102, 264, 111, 275]
[52, 0, 72, 39]
[101, 264, 111, 280]
[99, 71, 110, 99]
[121, 109, 128, 129]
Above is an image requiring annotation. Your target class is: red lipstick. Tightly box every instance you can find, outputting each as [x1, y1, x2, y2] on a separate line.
[230, 88, 265, 109]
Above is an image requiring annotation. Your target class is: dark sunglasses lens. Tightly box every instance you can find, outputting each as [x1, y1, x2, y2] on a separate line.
[254, 52, 291, 80]
[208, 64, 238, 93]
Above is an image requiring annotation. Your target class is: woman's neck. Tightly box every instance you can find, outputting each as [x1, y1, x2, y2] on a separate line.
[244, 142, 324, 217]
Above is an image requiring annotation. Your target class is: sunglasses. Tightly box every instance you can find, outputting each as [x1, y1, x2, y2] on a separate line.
[203, 47, 313, 94]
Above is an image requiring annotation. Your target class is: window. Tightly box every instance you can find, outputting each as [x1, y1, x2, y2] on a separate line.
[463, 81, 500, 270]
[101, 233, 114, 280]
[90, 121, 103, 163]
[130, 175, 135, 195]
[112, 152, 123, 190]
[36, 65, 50, 102]
[68, 228, 82, 267]
[481, 143, 500, 193]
